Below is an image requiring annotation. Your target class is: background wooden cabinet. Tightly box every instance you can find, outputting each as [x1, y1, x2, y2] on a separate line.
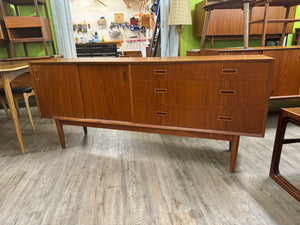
[194, 1, 296, 38]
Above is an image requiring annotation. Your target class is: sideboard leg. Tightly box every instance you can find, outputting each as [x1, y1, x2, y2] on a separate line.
[55, 120, 66, 149]
[83, 126, 87, 135]
[229, 136, 240, 173]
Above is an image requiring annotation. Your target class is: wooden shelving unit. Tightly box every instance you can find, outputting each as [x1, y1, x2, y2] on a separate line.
[0, 0, 56, 57]
[293, 28, 300, 45]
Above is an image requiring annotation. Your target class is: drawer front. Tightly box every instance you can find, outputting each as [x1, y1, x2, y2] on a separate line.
[132, 80, 268, 108]
[133, 103, 265, 135]
[131, 63, 270, 81]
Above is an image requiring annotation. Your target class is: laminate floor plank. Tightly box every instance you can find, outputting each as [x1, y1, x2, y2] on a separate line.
[0, 108, 299, 225]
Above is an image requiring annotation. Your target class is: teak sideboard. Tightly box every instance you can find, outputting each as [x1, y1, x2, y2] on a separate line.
[29, 56, 274, 172]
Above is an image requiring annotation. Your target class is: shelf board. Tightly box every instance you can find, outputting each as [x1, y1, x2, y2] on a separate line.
[11, 37, 53, 43]
[2, 0, 46, 5]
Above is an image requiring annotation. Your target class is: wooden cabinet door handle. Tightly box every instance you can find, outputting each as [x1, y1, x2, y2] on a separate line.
[222, 69, 237, 75]
[218, 116, 233, 121]
[122, 70, 128, 82]
[220, 90, 235, 95]
[155, 111, 167, 116]
[154, 70, 168, 75]
[154, 88, 167, 93]
[34, 69, 39, 81]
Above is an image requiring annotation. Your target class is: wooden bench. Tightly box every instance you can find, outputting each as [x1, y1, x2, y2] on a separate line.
[270, 107, 300, 202]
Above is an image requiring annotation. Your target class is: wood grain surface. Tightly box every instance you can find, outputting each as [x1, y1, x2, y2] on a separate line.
[0, 108, 299, 224]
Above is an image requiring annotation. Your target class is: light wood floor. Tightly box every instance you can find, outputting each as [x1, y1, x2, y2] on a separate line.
[0, 108, 299, 225]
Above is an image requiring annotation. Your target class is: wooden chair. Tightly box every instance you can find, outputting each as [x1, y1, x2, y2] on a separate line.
[270, 107, 300, 202]
[251, 0, 300, 46]
[0, 86, 35, 130]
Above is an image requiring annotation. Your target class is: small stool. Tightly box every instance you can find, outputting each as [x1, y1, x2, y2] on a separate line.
[270, 107, 300, 202]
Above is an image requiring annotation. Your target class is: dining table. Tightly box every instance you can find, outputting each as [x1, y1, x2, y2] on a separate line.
[0, 61, 29, 154]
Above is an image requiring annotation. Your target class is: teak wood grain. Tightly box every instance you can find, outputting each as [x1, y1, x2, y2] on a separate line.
[29, 56, 274, 172]
[194, 1, 296, 37]
[201, 46, 300, 98]
[77, 65, 131, 121]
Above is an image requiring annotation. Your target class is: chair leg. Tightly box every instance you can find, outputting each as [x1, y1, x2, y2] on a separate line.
[14, 98, 20, 118]
[200, 9, 211, 50]
[280, 6, 290, 46]
[0, 98, 10, 117]
[261, 2, 269, 46]
[23, 92, 35, 131]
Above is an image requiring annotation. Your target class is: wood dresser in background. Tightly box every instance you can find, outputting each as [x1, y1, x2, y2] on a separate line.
[29, 56, 274, 172]
[187, 46, 300, 99]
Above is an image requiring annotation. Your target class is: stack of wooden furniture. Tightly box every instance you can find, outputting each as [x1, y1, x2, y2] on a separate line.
[195, 0, 298, 48]
[251, 0, 300, 46]
[29, 55, 274, 172]
[0, 0, 56, 57]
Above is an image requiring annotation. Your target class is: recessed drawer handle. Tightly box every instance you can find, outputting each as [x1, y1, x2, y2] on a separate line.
[218, 116, 233, 121]
[154, 70, 168, 75]
[220, 90, 235, 95]
[155, 111, 167, 116]
[222, 69, 237, 75]
[154, 88, 167, 93]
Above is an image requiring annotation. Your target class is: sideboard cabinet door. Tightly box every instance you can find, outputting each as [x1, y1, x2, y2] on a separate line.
[31, 65, 85, 118]
[78, 65, 131, 121]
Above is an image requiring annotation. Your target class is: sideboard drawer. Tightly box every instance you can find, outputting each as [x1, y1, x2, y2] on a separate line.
[132, 80, 268, 108]
[133, 103, 265, 135]
[131, 63, 270, 81]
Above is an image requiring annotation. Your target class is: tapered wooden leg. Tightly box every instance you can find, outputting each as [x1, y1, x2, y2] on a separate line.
[1, 73, 25, 154]
[23, 92, 35, 131]
[279, 7, 290, 46]
[0, 98, 10, 117]
[261, 3, 269, 46]
[55, 120, 65, 149]
[230, 136, 240, 173]
[14, 98, 20, 118]
[83, 126, 87, 135]
[200, 9, 211, 50]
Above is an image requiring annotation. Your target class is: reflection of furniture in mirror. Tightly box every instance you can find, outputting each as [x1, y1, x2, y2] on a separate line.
[0, 0, 56, 57]
[195, 0, 297, 48]
[251, 0, 300, 46]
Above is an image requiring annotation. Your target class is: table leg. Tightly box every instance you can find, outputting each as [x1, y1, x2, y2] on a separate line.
[55, 119, 66, 149]
[230, 136, 240, 173]
[1, 73, 25, 154]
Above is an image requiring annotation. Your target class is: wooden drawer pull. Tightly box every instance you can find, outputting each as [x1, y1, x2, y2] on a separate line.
[155, 111, 167, 116]
[154, 88, 167, 93]
[220, 90, 235, 95]
[218, 116, 233, 121]
[154, 70, 168, 75]
[222, 69, 237, 75]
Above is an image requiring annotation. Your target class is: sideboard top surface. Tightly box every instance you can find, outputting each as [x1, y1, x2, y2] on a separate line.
[29, 55, 274, 65]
